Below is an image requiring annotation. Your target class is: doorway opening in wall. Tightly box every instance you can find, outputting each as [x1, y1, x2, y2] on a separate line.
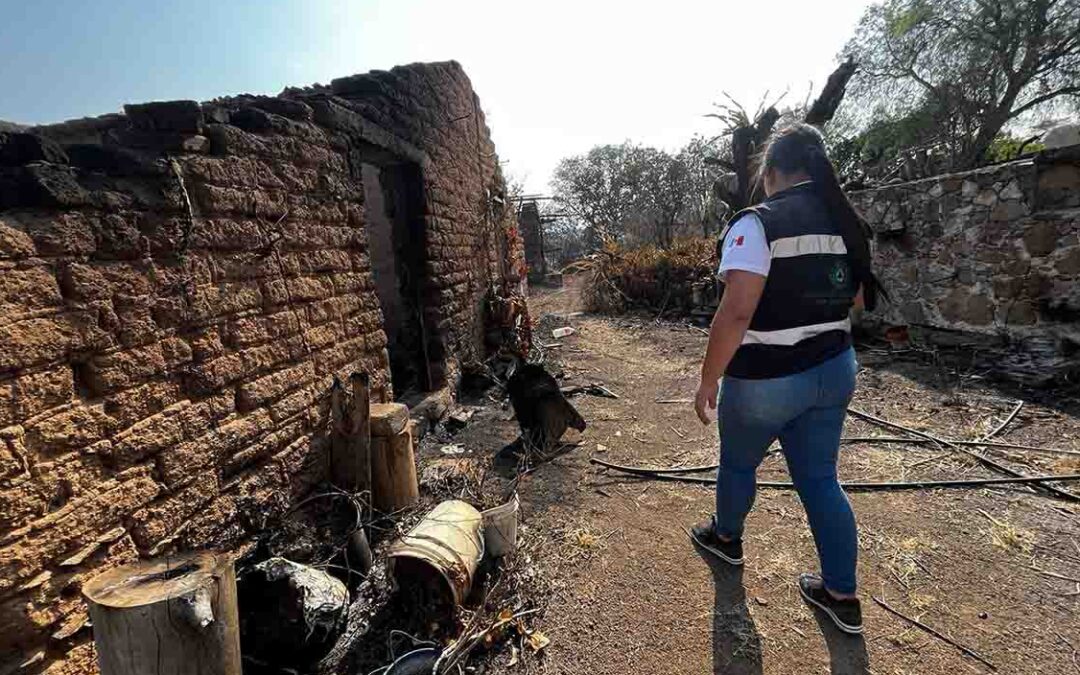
[360, 159, 431, 401]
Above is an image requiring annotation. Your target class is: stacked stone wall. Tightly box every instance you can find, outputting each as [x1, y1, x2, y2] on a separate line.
[851, 147, 1080, 378]
[0, 60, 524, 672]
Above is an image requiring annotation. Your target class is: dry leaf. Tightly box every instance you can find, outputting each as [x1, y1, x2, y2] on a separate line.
[508, 643, 520, 667]
[526, 629, 550, 652]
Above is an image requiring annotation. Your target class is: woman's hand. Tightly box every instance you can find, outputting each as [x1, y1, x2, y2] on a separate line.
[694, 378, 719, 425]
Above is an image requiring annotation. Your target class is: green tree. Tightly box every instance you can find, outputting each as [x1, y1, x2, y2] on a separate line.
[551, 143, 648, 247]
[843, 0, 1080, 170]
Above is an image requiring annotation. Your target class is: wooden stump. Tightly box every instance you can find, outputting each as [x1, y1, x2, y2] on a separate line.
[83, 552, 241, 675]
[372, 423, 419, 513]
[331, 372, 372, 495]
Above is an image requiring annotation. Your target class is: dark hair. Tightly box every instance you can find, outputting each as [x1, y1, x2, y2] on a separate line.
[761, 123, 885, 311]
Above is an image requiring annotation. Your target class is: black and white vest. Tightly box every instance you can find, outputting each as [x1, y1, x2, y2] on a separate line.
[720, 182, 857, 379]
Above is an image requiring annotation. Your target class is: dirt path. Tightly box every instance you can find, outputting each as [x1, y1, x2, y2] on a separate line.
[507, 278, 1080, 675]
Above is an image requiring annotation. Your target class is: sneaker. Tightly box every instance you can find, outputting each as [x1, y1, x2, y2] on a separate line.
[686, 517, 744, 565]
[797, 573, 863, 634]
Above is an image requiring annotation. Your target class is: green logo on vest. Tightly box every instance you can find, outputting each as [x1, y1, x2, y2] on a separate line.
[829, 260, 850, 288]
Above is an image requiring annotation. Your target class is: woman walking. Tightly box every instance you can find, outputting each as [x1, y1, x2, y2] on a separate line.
[689, 123, 883, 635]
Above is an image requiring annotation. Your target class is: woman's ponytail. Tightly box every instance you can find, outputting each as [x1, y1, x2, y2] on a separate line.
[804, 145, 884, 311]
[762, 124, 885, 311]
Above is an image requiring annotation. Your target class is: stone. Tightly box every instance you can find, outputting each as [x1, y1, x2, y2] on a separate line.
[370, 402, 409, 437]
[937, 287, 995, 326]
[990, 200, 1028, 221]
[181, 135, 210, 153]
[1005, 300, 1038, 326]
[974, 189, 997, 207]
[124, 100, 203, 133]
[0, 132, 68, 166]
[1056, 247, 1080, 275]
[0, 163, 89, 210]
[961, 180, 978, 198]
[1000, 179, 1024, 201]
[230, 107, 274, 133]
[1023, 221, 1059, 256]
[0, 217, 36, 259]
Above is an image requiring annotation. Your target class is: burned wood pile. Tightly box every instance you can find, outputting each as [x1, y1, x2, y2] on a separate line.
[77, 360, 581, 675]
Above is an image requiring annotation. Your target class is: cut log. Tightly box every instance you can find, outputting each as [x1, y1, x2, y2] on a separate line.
[370, 401, 409, 437]
[82, 551, 241, 675]
[371, 423, 420, 513]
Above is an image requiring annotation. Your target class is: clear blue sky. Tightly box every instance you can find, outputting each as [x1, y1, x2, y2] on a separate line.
[0, 0, 873, 191]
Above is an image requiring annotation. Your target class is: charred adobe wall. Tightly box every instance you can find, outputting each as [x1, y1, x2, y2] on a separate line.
[850, 147, 1080, 380]
[0, 60, 525, 672]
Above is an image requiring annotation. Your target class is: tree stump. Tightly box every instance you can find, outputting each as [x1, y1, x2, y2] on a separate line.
[83, 551, 241, 675]
[372, 423, 419, 513]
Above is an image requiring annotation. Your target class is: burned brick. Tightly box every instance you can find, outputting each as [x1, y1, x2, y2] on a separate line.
[123, 100, 203, 134]
[0, 132, 68, 166]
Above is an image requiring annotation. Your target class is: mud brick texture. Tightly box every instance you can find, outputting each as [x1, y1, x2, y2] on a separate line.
[850, 149, 1080, 380]
[0, 61, 526, 673]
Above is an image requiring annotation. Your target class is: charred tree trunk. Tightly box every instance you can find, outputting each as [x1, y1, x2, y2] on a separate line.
[804, 58, 858, 127]
[720, 59, 856, 215]
[83, 552, 242, 675]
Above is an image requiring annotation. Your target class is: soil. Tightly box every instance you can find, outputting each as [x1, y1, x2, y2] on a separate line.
[440, 275, 1080, 675]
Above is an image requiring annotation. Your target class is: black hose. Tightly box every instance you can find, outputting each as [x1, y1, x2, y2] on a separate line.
[590, 458, 1080, 491]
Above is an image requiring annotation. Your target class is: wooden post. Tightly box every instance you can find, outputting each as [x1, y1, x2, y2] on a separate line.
[371, 423, 420, 513]
[330, 372, 371, 496]
[83, 551, 241, 675]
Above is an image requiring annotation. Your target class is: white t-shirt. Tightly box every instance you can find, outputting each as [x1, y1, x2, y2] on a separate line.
[718, 212, 771, 280]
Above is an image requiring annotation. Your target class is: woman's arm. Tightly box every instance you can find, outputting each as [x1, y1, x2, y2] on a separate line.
[694, 270, 767, 424]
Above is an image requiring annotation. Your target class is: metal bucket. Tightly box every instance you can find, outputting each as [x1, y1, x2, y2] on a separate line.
[481, 493, 519, 558]
[387, 500, 484, 606]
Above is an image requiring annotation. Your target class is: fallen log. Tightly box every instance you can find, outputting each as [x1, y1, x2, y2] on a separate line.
[83, 552, 242, 675]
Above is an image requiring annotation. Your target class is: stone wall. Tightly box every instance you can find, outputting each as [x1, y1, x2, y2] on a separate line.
[851, 146, 1080, 380]
[0, 60, 525, 673]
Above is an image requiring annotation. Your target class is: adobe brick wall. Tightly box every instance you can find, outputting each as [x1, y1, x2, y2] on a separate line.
[850, 147, 1080, 380]
[0, 60, 525, 672]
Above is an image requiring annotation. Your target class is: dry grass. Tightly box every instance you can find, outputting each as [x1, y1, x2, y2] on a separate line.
[580, 237, 716, 313]
[979, 509, 1035, 555]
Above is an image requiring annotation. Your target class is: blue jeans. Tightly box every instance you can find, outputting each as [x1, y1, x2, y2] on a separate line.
[715, 347, 858, 594]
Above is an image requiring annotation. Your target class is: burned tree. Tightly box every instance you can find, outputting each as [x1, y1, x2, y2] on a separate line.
[709, 58, 858, 212]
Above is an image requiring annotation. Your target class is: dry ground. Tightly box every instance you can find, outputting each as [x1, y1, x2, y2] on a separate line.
[418, 277, 1080, 675]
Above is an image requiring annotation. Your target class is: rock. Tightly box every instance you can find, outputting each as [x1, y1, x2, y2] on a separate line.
[937, 287, 994, 326]
[0, 132, 68, 166]
[974, 189, 997, 207]
[990, 200, 1028, 221]
[1056, 247, 1080, 275]
[124, 100, 203, 134]
[230, 107, 274, 133]
[370, 402, 409, 437]
[181, 135, 210, 153]
[237, 557, 348, 669]
[1005, 300, 1038, 326]
[0, 163, 89, 210]
[245, 96, 314, 122]
[1000, 179, 1024, 201]
[1023, 221, 1059, 256]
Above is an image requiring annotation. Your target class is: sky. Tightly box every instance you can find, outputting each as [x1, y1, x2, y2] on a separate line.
[0, 0, 873, 193]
